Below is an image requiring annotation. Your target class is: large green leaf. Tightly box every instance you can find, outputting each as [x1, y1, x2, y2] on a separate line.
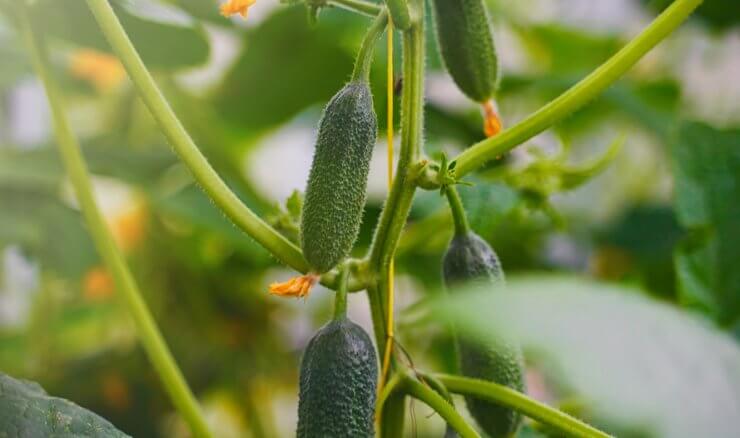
[28, 0, 208, 69]
[0, 371, 130, 436]
[671, 122, 740, 326]
[212, 7, 364, 133]
[428, 276, 740, 437]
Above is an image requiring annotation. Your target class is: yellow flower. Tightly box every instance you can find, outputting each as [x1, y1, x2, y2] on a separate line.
[482, 99, 503, 138]
[69, 49, 125, 93]
[269, 274, 318, 298]
[220, 0, 257, 19]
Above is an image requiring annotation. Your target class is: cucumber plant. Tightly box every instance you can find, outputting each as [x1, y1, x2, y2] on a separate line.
[9, 0, 706, 436]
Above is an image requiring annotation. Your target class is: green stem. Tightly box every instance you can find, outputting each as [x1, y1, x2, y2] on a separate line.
[328, 0, 382, 16]
[384, 0, 412, 30]
[445, 186, 470, 236]
[351, 10, 389, 82]
[436, 374, 612, 438]
[364, 0, 424, 391]
[17, 7, 212, 438]
[368, 0, 425, 272]
[377, 372, 406, 438]
[403, 375, 481, 438]
[451, 0, 703, 178]
[85, 0, 307, 272]
[333, 265, 349, 320]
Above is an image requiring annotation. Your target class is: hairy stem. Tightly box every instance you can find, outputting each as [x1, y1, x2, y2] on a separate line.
[450, 0, 703, 178]
[365, 0, 424, 383]
[85, 0, 307, 272]
[328, 0, 382, 16]
[351, 10, 389, 82]
[333, 265, 349, 320]
[384, 0, 412, 30]
[403, 375, 481, 438]
[368, 0, 425, 272]
[17, 6, 212, 437]
[436, 374, 611, 438]
[445, 186, 470, 236]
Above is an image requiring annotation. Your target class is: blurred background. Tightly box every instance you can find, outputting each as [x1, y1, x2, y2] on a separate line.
[0, 0, 738, 436]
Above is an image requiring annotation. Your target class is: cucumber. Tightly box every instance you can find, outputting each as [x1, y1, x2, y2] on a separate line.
[443, 232, 525, 438]
[430, 0, 499, 103]
[297, 318, 378, 437]
[300, 81, 377, 273]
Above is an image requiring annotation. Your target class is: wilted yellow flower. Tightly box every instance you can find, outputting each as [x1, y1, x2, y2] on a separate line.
[269, 274, 318, 298]
[220, 0, 256, 19]
[69, 49, 125, 93]
[483, 100, 503, 138]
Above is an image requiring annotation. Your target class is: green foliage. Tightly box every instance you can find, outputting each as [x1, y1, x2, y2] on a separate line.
[297, 318, 377, 437]
[0, 0, 732, 436]
[0, 372, 130, 437]
[301, 81, 377, 273]
[430, 0, 498, 102]
[430, 276, 740, 437]
[213, 7, 363, 133]
[671, 122, 740, 326]
[27, 0, 209, 69]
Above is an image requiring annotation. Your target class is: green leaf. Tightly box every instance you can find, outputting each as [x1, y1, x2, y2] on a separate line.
[0, 372, 130, 437]
[28, 0, 209, 69]
[0, 190, 98, 278]
[671, 122, 740, 325]
[428, 275, 740, 437]
[212, 7, 363, 132]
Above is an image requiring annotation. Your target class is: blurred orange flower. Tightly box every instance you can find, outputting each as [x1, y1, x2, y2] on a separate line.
[69, 49, 125, 92]
[220, 0, 256, 19]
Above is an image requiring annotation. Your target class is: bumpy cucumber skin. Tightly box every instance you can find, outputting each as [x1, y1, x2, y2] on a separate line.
[297, 318, 378, 438]
[300, 81, 377, 273]
[443, 232, 524, 438]
[431, 0, 499, 103]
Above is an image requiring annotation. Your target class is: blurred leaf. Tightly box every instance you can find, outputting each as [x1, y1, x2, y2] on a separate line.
[0, 144, 176, 189]
[645, 0, 740, 31]
[0, 28, 29, 89]
[428, 275, 740, 438]
[213, 7, 362, 132]
[671, 122, 740, 326]
[515, 24, 621, 75]
[596, 205, 683, 297]
[0, 190, 97, 278]
[28, 0, 208, 69]
[459, 181, 521, 236]
[171, 0, 228, 24]
[154, 184, 272, 262]
[0, 371, 130, 437]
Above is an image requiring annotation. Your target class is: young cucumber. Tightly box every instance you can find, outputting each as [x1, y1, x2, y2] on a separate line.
[297, 318, 378, 437]
[430, 0, 499, 103]
[300, 80, 377, 273]
[443, 232, 525, 438]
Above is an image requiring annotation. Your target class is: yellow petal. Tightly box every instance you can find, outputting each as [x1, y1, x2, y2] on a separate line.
[482, 100, 503, 138]
[269, 274, 318, 298]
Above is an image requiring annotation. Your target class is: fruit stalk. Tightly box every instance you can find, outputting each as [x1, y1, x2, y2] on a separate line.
[352, 10, 389, 81]
[446, 186, 470, 236]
